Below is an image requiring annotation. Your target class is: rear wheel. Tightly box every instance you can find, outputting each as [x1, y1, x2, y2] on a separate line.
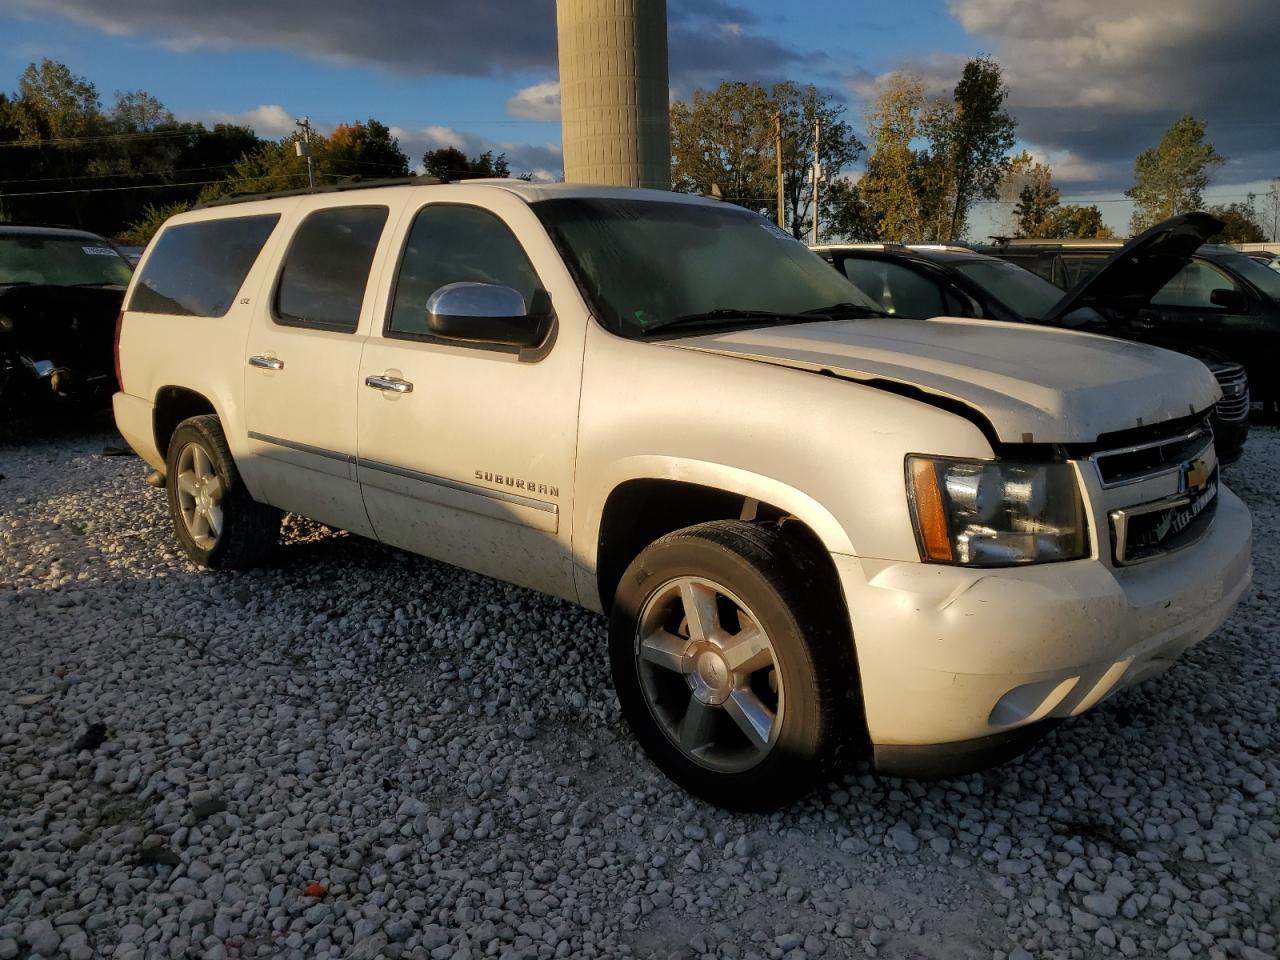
[609, 520, 859, 810]
[165, 415, 280, 569]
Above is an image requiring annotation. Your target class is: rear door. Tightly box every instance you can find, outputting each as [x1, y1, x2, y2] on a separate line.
[1133, 259, 1244, 353]
[241, 203, 394, 538]
[355, 193, 584, 601]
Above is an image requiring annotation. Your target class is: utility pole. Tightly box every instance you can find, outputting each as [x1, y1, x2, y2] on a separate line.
[775, 112, 785, 231]
[295, 117, 316, 192]
[811, 116, 822, 245]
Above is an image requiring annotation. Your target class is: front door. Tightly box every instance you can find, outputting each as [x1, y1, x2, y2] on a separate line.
[356, 196, 584, 602]
[243, 204, 392, 538]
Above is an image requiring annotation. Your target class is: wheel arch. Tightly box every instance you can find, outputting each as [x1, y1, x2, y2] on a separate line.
[152, 385, 219, 465]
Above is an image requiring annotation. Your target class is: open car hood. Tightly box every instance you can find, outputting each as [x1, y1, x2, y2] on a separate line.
[1040, 212, 1224, 325]
[666, 315, 1219, 445]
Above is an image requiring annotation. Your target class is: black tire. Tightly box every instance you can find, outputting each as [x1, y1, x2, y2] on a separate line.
[165, 414, 281, 570]
[609, 520, 861, 810]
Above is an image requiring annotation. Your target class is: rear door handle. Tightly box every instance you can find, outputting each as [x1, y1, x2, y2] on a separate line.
[365, 374, 413, 394]
[248, 355, 284, 371]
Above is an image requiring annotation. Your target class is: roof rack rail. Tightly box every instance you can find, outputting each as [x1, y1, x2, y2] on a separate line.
[196, 176, 447, 209]
[0, 221, 98, 233]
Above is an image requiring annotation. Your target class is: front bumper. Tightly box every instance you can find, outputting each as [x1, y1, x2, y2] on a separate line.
[833, 485, 1252, 777]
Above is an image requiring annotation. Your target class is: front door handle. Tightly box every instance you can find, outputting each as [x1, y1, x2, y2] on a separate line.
[248, 355, 284, 371]
[365, 374, 414, 394]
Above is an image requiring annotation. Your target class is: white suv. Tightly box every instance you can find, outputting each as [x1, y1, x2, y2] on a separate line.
[113, 180, 1252, 808]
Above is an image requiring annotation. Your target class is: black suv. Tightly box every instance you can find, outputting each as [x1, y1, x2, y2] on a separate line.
[814, 214, 1252, 463]
[981, 231, 1280, 414]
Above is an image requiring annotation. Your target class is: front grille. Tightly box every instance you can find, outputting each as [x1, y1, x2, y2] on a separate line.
[1210, 364, 1250, 423]
[1093, 427, 1213, 487]
[1089, 427, 1219, 566]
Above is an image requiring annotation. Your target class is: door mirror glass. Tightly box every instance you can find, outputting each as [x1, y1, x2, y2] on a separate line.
[1209, 287, 1248, 312]
[426, 282, 549, 347]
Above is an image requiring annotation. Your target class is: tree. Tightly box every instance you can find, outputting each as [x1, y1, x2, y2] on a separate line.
[1013, 160, 1060, 237]
[1126, 116, 1225, 233]
[1047, 205, 1115, 239]
[13, 59, 100, 141]
[820, 176, 877, 241]
[1261, 179, 1280, 242]
[326, 119, 409, 180]
[927, 57, 1017, 240]
[670, 81, 774, 211]
[1207, 199, 1266, 243]
[422, 147, 511, 180]
[669, 80, 863, 238]
[117, 200, 192, 246]
[858, 73, 928, 242]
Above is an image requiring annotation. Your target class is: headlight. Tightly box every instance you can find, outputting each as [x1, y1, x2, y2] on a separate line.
[906, 456, 1088, 566]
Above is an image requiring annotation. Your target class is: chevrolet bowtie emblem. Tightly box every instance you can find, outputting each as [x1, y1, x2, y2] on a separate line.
[1185, 458, 1211, 493]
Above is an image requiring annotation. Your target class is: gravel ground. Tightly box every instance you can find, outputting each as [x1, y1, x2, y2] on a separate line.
[1, 419, 1277, 960]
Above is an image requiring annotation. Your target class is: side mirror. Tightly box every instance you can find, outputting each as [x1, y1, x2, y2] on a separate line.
[425, 282, 551, 348]
[1209, 287, 1247, 312]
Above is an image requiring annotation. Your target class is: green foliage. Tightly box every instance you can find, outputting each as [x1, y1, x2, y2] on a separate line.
[1013, 161, 1060, 237]
[820, 177, 878, 242]
[1126, 116, 1225, 233]
[117, 200, 192, 246]
[1048, 205, 1115, 239]
[423, 147, 511, 180]
[669, 80, 864, 239]
[860, 57, 1016, 242]
[1207, 199, 1266, 244]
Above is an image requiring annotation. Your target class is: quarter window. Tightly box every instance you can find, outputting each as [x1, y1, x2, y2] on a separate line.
[387, 205, 541, 338]
[1150, 261, 1239, 310]
[841, 258, 946, 318]
[129, 214, 279, 317]
[276, 206, 388, 332]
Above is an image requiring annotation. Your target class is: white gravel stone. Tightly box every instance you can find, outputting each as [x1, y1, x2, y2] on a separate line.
[2, 423, 1279, 960]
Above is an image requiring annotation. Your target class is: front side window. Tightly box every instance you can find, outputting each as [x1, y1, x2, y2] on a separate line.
[387, 205, 541, 338]
[0, 233, 133, 289]
[130, 215, 279, 317]
[1216, 254, 1280, 301]
[952, 259, 1066, 321]
[841, 258, 945, 318]
[1150, 261, 1240, 310]
[532, 198, 876, 338]
[276, 206, 388, 332]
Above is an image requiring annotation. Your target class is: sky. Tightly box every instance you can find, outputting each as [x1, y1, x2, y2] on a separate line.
[1, 0, 1277, 238]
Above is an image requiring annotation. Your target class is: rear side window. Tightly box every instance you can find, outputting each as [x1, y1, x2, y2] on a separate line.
[129, 214, 279, 317]
[276, 206, 388, 332]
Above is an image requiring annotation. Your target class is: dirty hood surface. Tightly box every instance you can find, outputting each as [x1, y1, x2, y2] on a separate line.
[666, 315, 1219, 444]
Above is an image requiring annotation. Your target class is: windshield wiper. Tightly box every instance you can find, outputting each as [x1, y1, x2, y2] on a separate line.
[640, 308, 833, 338]
[67, 281, 124, 288]
[802, 301, 888, 318]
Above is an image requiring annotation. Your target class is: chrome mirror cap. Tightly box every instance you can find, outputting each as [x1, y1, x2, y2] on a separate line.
[426, 282, 527, 320]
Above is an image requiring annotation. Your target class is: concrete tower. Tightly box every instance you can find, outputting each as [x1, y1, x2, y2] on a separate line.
[556, 0, 671, 189]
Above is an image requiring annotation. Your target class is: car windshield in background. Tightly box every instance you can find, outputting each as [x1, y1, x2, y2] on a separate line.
[1218, 253, 1280, 301]
[0, 234, 132, 287]
[533, 197, 878, 339]
[952, 259, 1065, 320]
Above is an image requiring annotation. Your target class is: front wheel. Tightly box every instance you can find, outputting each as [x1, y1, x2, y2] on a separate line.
[609, 520, 859, 810]
[165, 415, 281, 570]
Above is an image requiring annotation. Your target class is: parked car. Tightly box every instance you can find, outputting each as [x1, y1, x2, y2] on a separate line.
[982, 228, 1280, 413]
[1242, 249, 1280, 274]
[0, 224, 133, 420]
[814, 214, 1251, 464]
[117, 245, 145, 267]
[114, 181, 1251, 809]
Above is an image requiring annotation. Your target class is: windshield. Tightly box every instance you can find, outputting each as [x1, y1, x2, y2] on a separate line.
[952, 259, 1064, 320]
[0, 233, 133, 287]
[532, 197, 878, 338]
[1217, 253, 1280, 301]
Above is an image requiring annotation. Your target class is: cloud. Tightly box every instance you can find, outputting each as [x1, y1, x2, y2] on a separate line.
[198, 104, 297, 139]
[506, 80, 561, 121]
[8, 0, 810, 87]
[945, 0, 1280, 189]
[405, 125, 564, 182]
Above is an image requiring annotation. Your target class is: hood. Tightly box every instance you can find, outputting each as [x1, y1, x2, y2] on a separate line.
[666, 315, 1219, 445]
[1041, 212, 1223, 325]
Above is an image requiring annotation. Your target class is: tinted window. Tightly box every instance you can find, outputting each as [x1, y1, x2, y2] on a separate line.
[388, 205, 541, 337]
[952, 260, 1065, 320]
[1150, 261, 1239, 309]
[533, 198, 876, 338]
[0, 233, 133, 288]
[841, 258, 945, 317]
[1216, 253, 1280, 301]
[129, 215, 278, 317]
[276, 206, 388, 332]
